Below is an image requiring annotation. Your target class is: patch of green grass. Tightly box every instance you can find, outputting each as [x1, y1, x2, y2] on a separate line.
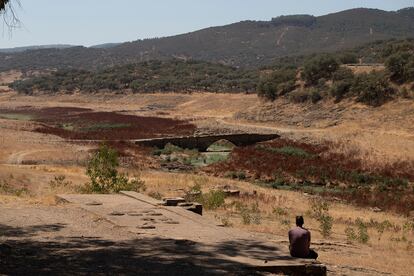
[256, 145, 312, 158]
[154, 142, 229, 168]
[225, 171, 246, 180]
[57, 123, 74, 131]
[207, 140, 235, 152]
[81, 123, 130, 132]
[205, 153, 229, 164]
[0, 180, 29, 196]
[0, 113, 34, 121]
[153, 143, 188, 156]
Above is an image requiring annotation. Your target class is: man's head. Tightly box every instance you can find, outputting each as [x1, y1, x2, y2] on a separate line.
[296, 216, 304, 227]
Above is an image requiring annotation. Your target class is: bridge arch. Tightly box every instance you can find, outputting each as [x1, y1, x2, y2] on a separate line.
[135, 133, 280, 152]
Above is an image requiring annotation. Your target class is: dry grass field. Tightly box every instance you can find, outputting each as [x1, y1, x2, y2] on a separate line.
[0, 69, 413, 275]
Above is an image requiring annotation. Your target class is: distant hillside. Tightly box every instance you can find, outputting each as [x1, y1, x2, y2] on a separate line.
[10, 39, 413, 107]
[0, 44, 76, 53]
[0, 7, 414, 71]
[89, 43, 122, 49]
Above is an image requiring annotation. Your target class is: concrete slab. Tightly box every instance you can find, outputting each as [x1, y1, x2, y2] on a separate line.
[57, 192, 326, 275]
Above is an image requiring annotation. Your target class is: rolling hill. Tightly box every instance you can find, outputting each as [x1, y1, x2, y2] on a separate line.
[0, 44, 76, 53]
[0, 7, 414, 72]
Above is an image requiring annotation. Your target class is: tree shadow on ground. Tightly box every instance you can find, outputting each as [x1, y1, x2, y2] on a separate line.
[0, 223, 66, 238]
[0, 223, 305, 275]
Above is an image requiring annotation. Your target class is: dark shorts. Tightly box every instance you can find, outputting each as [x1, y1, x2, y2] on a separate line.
[307, 249, 318, 259]
[291, 249, 318, 259]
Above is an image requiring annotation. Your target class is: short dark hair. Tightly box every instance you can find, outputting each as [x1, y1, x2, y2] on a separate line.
[296, 216, 304, 226]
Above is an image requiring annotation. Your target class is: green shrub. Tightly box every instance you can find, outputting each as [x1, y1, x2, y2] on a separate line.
[303, 54, 339, 85]
[0, 180, 29, 196]
[332, 67, 355, 82]
[84, 144, 145, 194]
[215, 213, 233, 227]
[310, 88, 323, 103]
[345, 226, 357, 241]
[49, 175, 72, 189]
[258, 145, 312, 158]
[153, 143, 184, 156]
[338, 52, 359, 64]
[385, 51, 414, 83]
[319, 214, 333, 238]
[240, 207, 252, 225]
[240, 202, 262, 225]
[309, 198, 333, 238]
[185, 183, 203, 203]
[273, 206, 288, 217]
[277, 146, 311, 158]
[355, 218, 370, 244]
[250, 202, 262, 225]
[351, 71, 394, 106]
[187, 184, 226, 210]
[330, 81, 352, 102]
[225, 171, 246, 180]
[202, 190, 226, 210]
[289, 89, 309, 103]
[258, 68, 297, 101]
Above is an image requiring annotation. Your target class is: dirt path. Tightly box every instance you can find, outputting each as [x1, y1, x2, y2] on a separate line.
[6, 150, 53, 165]
[216, 118, 324, 134]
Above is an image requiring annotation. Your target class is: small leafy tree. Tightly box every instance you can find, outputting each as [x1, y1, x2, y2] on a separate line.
[385, 51, 414, 83]
[84, 144, 145, 193]
[351, 71, 394, 106]
[302, 54, 339, 85]
[258, 68, 297, 101]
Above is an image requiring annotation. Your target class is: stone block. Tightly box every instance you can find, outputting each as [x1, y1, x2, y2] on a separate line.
[183, 203, 203, 216]
[163, 197, 186, 206]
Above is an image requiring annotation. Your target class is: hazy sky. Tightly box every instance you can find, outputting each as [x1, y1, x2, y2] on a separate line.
[1, 0, 413, 48]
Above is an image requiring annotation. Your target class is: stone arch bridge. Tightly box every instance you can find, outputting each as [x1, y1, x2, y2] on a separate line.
[134, 133, 280, 152]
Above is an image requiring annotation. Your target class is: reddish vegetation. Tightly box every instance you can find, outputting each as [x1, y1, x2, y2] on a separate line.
[1, 107, 196, 140]
[206, 139, 414, 214]
[95, 141, 159, 170]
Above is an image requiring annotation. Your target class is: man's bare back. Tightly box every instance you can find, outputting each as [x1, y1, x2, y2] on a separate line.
[288, 216, 318, 259]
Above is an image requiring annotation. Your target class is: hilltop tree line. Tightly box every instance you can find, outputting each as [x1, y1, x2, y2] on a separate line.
[258, 39, 414, 106]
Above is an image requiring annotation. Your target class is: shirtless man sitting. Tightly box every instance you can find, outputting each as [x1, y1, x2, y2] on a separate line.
[288, 216, 318, 259]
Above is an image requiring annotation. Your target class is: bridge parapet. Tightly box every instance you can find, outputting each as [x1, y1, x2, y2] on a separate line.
[135, 133, 280, 151]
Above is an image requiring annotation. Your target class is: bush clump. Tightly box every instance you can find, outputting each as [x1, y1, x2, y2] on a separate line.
[240, 202, 262, 225]
[351, 71, 394, 106]
[302, 54, 339, 85]
[309, 198, 333, 238]
[202, 190, 226, 210]
[84, 144, 145, 194]
[288, 89, 310, 103]
[258, 68, 297, 101]
[385, 51, 414, 83]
